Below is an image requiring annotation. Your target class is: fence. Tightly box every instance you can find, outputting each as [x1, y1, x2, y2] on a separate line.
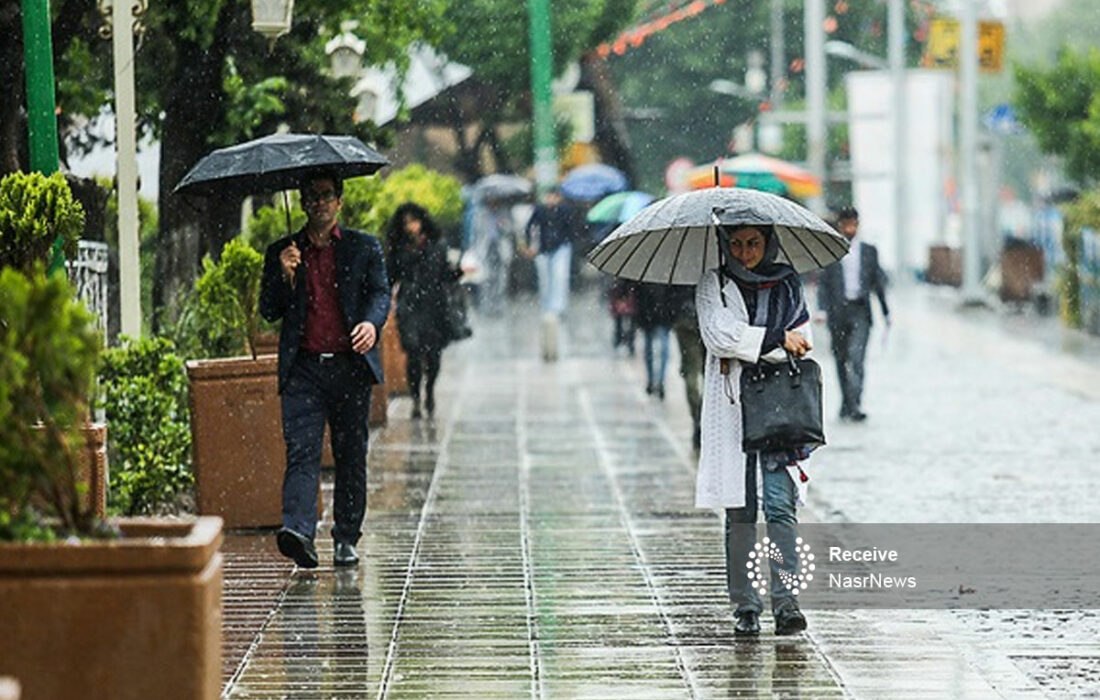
[66, 240, 110, 336]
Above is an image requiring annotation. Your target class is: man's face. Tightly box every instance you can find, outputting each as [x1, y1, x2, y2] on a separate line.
[300, 178, 342, 227]
[837, 216, 858, 240]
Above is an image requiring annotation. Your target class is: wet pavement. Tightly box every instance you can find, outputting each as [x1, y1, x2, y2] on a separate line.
[219, 277, 1100, 699]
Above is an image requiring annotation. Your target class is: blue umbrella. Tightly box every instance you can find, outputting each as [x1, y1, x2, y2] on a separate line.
[561, 163, 628, 201]
[586, 190, 655, 224]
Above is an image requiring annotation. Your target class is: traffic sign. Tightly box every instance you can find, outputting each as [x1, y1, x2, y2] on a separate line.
[923, 18, 1004, 73]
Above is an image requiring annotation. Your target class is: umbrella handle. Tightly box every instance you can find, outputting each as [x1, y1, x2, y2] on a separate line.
[713, 165, 719, 188]
[283, 191, 292, 236]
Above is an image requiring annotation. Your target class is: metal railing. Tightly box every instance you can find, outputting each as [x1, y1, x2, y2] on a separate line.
[67, 240, 110, 335]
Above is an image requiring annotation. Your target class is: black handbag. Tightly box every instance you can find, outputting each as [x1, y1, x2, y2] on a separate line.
[734, 353, 825, 452]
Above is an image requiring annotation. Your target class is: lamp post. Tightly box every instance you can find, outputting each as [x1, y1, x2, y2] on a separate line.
[528, 0, 557, 195]
[98, 0, 146, 337]
[325, 22, 366, 80]
[804, 0, 827, 215]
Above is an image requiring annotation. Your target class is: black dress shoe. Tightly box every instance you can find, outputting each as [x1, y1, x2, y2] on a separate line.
[734, 611, 761, 637]
[334, 541, 360, 567]
[276, 527, 318, 569]
[774, 605, 807, 636]
[850, 411, 868, 422]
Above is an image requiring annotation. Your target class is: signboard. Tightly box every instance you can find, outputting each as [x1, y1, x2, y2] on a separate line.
[552, 91, 595, 143]
[923, 18, 1004, 73]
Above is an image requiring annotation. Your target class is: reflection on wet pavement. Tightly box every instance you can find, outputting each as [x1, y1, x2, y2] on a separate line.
[222, 289, 846, 698]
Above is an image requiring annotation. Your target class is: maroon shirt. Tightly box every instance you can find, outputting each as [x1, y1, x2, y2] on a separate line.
[300, 227, 352, 353]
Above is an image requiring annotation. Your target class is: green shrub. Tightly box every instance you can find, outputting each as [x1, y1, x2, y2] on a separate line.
[244, 164, 463, 247]
[98, 336, 192, 515]
[171, 237, 264, 360]
[1061, 190, 1100, 328]
[0, 171, 84, 272]
[244, 193, 306, 255]
[0, 267, 102, 540]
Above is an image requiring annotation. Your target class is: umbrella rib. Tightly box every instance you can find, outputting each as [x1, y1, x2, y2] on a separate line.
[820, 232, 849, 261]
[613, 226, 658, 279]
[666, 226, 690, 285]
[784, 225, 824, 269]
[591, 234, 631, 268]
[638, 227, 672, 282]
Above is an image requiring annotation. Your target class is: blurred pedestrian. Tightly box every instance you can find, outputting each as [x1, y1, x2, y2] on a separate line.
[385, 203, 464, 420]
[817, 206, 890, 422]
[467, 197, 515, 316]
[522, 187, 581, 361]
[695, 223, 814, 637]
[259, 170, 390, 570]
[635, 282, 678, 399]
[608, 279, 637, 356]
[670, 286, 704, 450]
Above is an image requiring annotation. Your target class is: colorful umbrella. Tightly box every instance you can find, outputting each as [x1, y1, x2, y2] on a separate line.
[586, 190, 655, 224]
[685, 153, 822, 199]
[561, 163, 629, 201]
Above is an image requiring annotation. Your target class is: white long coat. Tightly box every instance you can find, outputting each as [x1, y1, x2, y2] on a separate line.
[694, 268, 814, 509]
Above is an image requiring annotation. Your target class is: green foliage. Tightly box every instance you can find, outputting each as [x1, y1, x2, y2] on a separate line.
[98, 336, 192, 515]
[246, 165, 462, 248]
[244, 194, 307, 254]
[171, 238, 263, 360]
[1059, 190, 1100, 327]
[0, 172, 85, 272]
[348, 165, 463, 236]
[0, 267, 103, 541]
[215, 57, 290, 143]
[1014, 47, 1100, 184]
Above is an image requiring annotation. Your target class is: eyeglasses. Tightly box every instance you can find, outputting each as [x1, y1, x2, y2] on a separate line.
[302, 189, 338, 204]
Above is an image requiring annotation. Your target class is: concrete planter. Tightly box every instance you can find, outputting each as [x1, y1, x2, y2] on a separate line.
[927, 245, 962, 287]
[382, 308, 408, 396]
[187, 354, 385, 527]
[0, 517, 223, 700]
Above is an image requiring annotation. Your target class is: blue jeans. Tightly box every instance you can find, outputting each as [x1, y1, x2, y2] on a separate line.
[725, 455, 799, 614]
[535, 243, 572, 316]
[643, 325, 670, 389]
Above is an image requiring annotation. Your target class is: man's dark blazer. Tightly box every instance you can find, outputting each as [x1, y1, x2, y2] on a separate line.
[818, 240, 890, 322]
[259, 227, 391, 393]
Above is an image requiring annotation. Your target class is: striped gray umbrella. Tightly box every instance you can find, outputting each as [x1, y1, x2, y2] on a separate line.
[586, 187, 849, 285]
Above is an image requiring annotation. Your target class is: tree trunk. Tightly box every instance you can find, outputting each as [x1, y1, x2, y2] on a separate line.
[0, 0, 27, 174]
[152, 41, 225, 329]
[579, 52, 636, 184]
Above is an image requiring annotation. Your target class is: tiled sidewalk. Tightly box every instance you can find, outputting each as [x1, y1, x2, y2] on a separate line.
[219, 286, 846, 699]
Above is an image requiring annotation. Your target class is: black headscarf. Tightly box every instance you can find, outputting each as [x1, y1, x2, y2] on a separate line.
[716, 224, 796, 289]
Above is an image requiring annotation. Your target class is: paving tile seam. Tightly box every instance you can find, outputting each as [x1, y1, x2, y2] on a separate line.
[220, 564, 296, 698]
[517, 371, 547, 700]
[375, 365, 471, 700]
[578, 385, 700, 700]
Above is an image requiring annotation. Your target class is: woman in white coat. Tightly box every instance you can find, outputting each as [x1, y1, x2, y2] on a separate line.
[695, 223, 814, 638]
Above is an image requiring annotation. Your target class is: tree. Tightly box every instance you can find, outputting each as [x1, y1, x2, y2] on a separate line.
[606, 0, 924, 195]
[433, 0, 640, 180]
[1015, 47, 1100, 185]
[2, 0, 449, 326]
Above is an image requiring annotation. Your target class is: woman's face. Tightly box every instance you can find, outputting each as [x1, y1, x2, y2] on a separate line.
[728, 227, 767, 269]
[404, 214, 423, 237]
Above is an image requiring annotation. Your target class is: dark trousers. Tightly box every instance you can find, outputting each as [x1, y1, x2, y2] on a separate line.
[828, 301, 872, 416]
[406, 347, 443, 407]
[281, 353, 372, 545]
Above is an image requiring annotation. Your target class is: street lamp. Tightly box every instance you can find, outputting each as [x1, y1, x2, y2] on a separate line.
[824, 40, 889, 70]
[325, 22, 366, 80]
[251, 0, 294, 43]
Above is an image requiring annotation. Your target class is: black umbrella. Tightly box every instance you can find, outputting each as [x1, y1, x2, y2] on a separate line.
[173, 133, 389, 197]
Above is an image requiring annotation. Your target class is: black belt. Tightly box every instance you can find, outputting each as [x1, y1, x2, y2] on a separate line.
[299, 350, 348, 364]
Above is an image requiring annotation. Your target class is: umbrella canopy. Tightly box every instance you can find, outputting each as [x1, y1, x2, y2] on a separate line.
[586, 190, 655, 224]
[472, 173, 532, 203]
[685, 153, 822, 199]
[560, 163, 629, 201]
[173, 133, 389, 197]
[586, 187, 847, 285]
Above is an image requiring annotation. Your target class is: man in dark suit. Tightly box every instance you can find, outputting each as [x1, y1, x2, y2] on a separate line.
[817, 207, 889, 422]
[259, 171, 390, 568]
